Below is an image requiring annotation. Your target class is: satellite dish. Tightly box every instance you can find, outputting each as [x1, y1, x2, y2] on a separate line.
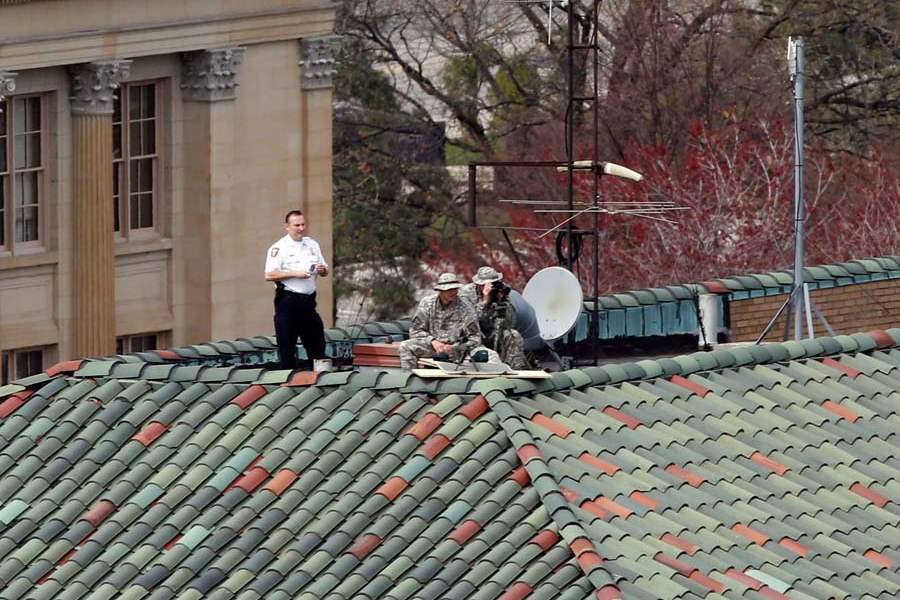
[522, 267, 583, 342]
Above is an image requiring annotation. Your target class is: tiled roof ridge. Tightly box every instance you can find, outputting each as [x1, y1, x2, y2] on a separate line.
[545, 328, 900, 394]
[594, 254, 900, 309]
[482, 387, 625, 598]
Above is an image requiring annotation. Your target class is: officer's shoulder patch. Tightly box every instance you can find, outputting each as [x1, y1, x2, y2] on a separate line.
[270, 247, 279, 257]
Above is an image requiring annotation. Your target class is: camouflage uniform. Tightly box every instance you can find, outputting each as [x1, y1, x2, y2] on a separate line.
[479, 300, 529, 370]
[399, 293, 484, 369]
[461, 278, 529, 370]
[458, 283, 480, 314]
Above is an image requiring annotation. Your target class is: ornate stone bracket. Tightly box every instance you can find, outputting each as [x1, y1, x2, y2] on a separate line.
[181, 48, 245, 102]
[300, 36, 340, 90]
[0, 71, 18, 113]
[68, 60, 132, 115]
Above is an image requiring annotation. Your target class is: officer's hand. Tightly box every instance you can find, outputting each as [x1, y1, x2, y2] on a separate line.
[296, 270, 312, 278]
[315, 264, 328, 275]
[482, 281, 492, 301]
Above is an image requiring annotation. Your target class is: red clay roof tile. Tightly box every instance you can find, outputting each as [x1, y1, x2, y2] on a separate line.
[459, 395, 489, 420]
[822, 400, 861, 422]
[407, 413, 442, 441]
[234, 466, 270, 493]
[531, 530, 560, 551]
[133, 422, 168, 446]
[579, 452, 620, 476]
[602, 406, 642, 429]
[265, 469, 298, 496]
[349, 534, 382, 559]
[449, 520, 482, 545]
[669, 375, 711, 397]
[422, 434, 451, 459]
[232, 385, 267, 409]
[532, 413, 573, 438]
[851, 482, 889, 507]
[376, 476, 408, 501]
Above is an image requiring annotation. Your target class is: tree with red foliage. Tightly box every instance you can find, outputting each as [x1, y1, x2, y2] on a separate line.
[429, 118, 899, 294]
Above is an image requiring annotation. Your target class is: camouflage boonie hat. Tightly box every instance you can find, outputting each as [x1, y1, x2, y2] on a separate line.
[472, 266, 503, 285]
[433, 273, 463, 291]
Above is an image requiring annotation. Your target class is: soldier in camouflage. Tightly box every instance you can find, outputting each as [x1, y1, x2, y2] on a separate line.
[400, 273, 497, 369]
[461, 266, 530, 370]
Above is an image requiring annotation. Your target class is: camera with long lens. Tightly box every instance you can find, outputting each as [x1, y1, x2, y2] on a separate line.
[488, 280, 510, 304]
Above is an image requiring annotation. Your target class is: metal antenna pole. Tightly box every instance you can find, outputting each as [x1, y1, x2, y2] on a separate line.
[590, 1, 600, 366]
[790, 37, 805, 340]
[565, 0, 575, 272]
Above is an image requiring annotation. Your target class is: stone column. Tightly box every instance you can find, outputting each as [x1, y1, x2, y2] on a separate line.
[68, 60, 131, 358]
[300, 36, 339, 326]
[177, 48, 244, 344]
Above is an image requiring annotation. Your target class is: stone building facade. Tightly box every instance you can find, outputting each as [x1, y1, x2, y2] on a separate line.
[0, 0, 338, 382]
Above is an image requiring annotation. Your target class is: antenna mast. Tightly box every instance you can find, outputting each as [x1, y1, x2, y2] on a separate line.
[789, 36, 806, 341]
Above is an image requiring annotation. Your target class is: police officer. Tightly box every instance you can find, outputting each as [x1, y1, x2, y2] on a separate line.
[264, 210, 328, 369]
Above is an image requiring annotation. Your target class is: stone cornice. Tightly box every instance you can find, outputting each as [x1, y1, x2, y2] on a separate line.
[68, 60, 132, 115]
[0, 6, 335, 72]
[300, 35, 339, 90]
[180, 48, 245, 102]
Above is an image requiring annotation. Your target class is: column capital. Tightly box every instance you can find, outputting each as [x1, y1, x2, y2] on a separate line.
[0, 71, 18, 111]
[68, 60, 132, 115]
[180, 47, 245, 102]
[300, 35, 340, 90]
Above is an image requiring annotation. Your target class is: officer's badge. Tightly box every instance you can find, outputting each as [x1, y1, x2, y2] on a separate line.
[270, 248, 279, 257]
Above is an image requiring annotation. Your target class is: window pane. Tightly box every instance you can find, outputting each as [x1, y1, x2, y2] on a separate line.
[14, 172, 38, 242]
[113, 163, 121, 232]
[139, 193, 153, 228]
[0, 131, 6, 173]
[129, 86, 141, 120]
[113, 123, 122, 160]
[139, 157, 153, 192]
[113, 88, 121, 122]
[142, 120, 155, 155]
[13, 98, 24, 133]
[15, 349, 42, 379]
[25, 132, 40, 168]
[129, 121, 141, 157]
[0, 177, 4, 246]
[129, 191, 139, 230]
[25, 98, 40, 132]
[0, 100, 6, 132]
[132, 334, 157, 352]
[142, 85, 155, 118]
[116, 337, 124, 354]
[1, 352, 7, 385]
[14, 130, 24, 170]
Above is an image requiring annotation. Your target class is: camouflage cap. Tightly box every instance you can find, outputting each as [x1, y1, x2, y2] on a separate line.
[472, 266, 503, 285]
[433, 273, 463, 291]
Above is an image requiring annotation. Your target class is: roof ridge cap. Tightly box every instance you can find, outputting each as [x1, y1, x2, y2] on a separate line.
[537, 328, 900, 393]
[482, 389, 623, 596]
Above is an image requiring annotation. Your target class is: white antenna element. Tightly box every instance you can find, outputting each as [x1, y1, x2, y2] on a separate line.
[555, 160, 644, 182]
[787, 36, 797, 80]
[522, 267, 584, 341]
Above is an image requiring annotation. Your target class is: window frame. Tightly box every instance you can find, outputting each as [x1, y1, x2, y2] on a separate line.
[1, 346, 45, 385]
[0, 94, 46, 255]
[113, 80, 162, 242]
[116, 331, 166, 355]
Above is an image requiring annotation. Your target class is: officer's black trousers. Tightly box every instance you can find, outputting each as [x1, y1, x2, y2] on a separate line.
[274, 290, 326, 369]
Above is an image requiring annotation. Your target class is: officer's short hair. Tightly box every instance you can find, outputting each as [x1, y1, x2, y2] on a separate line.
[284, 209, 304, 223]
